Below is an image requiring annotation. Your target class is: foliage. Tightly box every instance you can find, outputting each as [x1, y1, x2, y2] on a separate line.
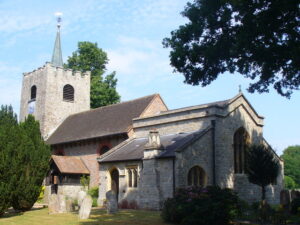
[37, 186, 46, 203]
[284, 175, 297, 190]
[65, 41, 120, 108]
[80, 175, 90, 188]
[0, 105, 18, 215]
[246, 144, 280, 201]
[88, 186, 99, 199]
[11, 115, 50, 211]
[281, 145, 300, 188]
[161, 186, 239, 225]
[163, 0, 300, 98]
[291, 197, 300, 215]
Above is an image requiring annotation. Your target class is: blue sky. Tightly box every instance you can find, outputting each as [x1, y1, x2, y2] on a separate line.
[0, 0, 299, 155]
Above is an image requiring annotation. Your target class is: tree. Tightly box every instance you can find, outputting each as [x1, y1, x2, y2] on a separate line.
[0, 105, 18, 215]
[281, 145, 300, 188]
[246, 144, 280, 201]
[284, 175, 296, 189]
[163, 0, 300, 98]
[65, 41, 120, 108]
[11, 115, 50, 211]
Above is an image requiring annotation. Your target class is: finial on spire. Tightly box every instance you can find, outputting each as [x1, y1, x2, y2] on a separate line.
[51, 12, 63, 67]
[238, 85, 242, 93]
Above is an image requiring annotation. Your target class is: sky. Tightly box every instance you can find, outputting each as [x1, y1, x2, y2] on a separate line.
[0, 0, 299, 155]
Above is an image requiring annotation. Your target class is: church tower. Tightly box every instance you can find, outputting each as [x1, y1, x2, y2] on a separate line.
[19, 14, 90, 139]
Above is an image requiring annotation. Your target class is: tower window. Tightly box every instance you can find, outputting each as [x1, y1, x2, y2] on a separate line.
[63, 84, 74, 102]
[233, 127, 250, 174]
[31, 85, 37, 100]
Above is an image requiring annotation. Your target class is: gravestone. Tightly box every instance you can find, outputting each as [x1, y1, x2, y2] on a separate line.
[106, 190, 118, 214]
[79, 195, 93, 219]
[58, 194, 67, 213]
[66, 199, 75, 212]
[77, 190, 87, 207]
[48, 194, 59, 214]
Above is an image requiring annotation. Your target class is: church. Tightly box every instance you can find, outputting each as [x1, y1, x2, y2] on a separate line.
[19, 20, 283, 209]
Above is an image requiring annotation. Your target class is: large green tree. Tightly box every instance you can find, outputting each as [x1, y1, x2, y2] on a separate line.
[0, 105, 18, 215]
[11, 115, 50, 211]
[163, 0, 299, 98]
[246, 144, 280, 201]
[281, 145, 300, 188]
[65, 41, 120, 108]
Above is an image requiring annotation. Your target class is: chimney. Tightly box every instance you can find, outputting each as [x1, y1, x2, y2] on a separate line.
[144, 130, 164, 159]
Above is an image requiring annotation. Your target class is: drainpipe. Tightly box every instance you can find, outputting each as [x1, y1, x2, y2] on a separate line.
[172, 158, 175, 196]
[211, 120, 216, 186]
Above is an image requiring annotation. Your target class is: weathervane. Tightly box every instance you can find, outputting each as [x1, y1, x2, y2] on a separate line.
[54, 12, 63, 30]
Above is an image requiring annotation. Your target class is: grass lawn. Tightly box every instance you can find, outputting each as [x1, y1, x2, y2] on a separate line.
[0, 207, 168, 225]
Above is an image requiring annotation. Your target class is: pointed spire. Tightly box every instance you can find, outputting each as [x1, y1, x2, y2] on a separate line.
[51, 12, 63, 67]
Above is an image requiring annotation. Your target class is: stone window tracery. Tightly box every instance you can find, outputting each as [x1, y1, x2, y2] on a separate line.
[233, 127, 250, 174]
[187, 166, 206, 187]
[63, 84, 74, 102]
[127, 167, 138, 188]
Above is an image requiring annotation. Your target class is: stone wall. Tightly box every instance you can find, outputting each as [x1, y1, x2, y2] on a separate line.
[44, 184, 84, 203]
[175, 129, 213, 188]
[20, 63, 90, 139]
[98, 161, 142, 207]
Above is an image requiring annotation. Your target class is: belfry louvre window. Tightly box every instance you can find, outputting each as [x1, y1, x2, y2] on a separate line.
[127, 167, 138, 188]
[233, 127, 250, 174]
[31, 85, 37, 100]
[188, 166, 206, 187]
[63, 84, 74, 102]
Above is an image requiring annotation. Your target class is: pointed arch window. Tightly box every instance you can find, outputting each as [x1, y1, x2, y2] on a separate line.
[188, 166, 206, 187]
[63, 84, 74, 102]
[233, 127, 250, 174]
[127, 167, 138, 188]
[31, 85, 37, 100]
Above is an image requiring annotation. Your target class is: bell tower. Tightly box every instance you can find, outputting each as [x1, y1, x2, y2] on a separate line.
[19, 13, 90, 139]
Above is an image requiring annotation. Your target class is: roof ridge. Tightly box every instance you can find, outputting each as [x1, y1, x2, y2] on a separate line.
[66, 93, 158, 118]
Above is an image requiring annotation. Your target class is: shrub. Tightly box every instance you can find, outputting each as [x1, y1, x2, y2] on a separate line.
[291, 197, 300, 214]
[161, 186, 239, 225]
[80, 175, 90, 189]
[88, 186, 99, 199]
[92, 198, 98, 207]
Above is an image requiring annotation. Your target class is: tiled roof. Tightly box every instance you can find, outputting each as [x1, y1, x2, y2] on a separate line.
[52, 155, 90, 174]
[98, 127, 211, 163]
[47, 94, 158, 145]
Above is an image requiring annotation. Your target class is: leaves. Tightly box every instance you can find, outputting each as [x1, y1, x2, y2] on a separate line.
[281, 145, 300, 188]
[163, 0, 300, 97]
[246, 144, 280, 200]
[65, 42, 120, 108]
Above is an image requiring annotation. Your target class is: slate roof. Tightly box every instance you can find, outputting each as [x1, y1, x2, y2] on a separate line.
[47, 94, 158, 145]
[51, 155, 90, 174]
[98, 127, 212, 163]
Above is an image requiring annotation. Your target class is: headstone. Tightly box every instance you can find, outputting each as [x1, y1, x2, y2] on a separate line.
[77, 190, 87, 207]
[79, 195, 93, 220]
[106, 190, 118, 214]
[280, 190, 291, 206]
[66, 199, 75, 212]
[58, 194, 67, 213]
[48, 194, 59, 214]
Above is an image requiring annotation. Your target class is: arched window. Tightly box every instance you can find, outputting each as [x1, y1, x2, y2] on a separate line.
[63, 84, 74, 102]
[31, 85, 37, 100]
[127, 167, 138, 188]
[233, 127, 250, 174]
[188, 166, 206, 187]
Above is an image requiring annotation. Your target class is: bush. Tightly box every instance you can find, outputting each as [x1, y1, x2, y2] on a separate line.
[161, 186, 239, 225]
[291, 197, 300, 214]
[88, 186, 99, 199]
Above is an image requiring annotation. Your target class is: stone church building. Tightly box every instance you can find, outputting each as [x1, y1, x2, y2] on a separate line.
[19, 22, 283, 209]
